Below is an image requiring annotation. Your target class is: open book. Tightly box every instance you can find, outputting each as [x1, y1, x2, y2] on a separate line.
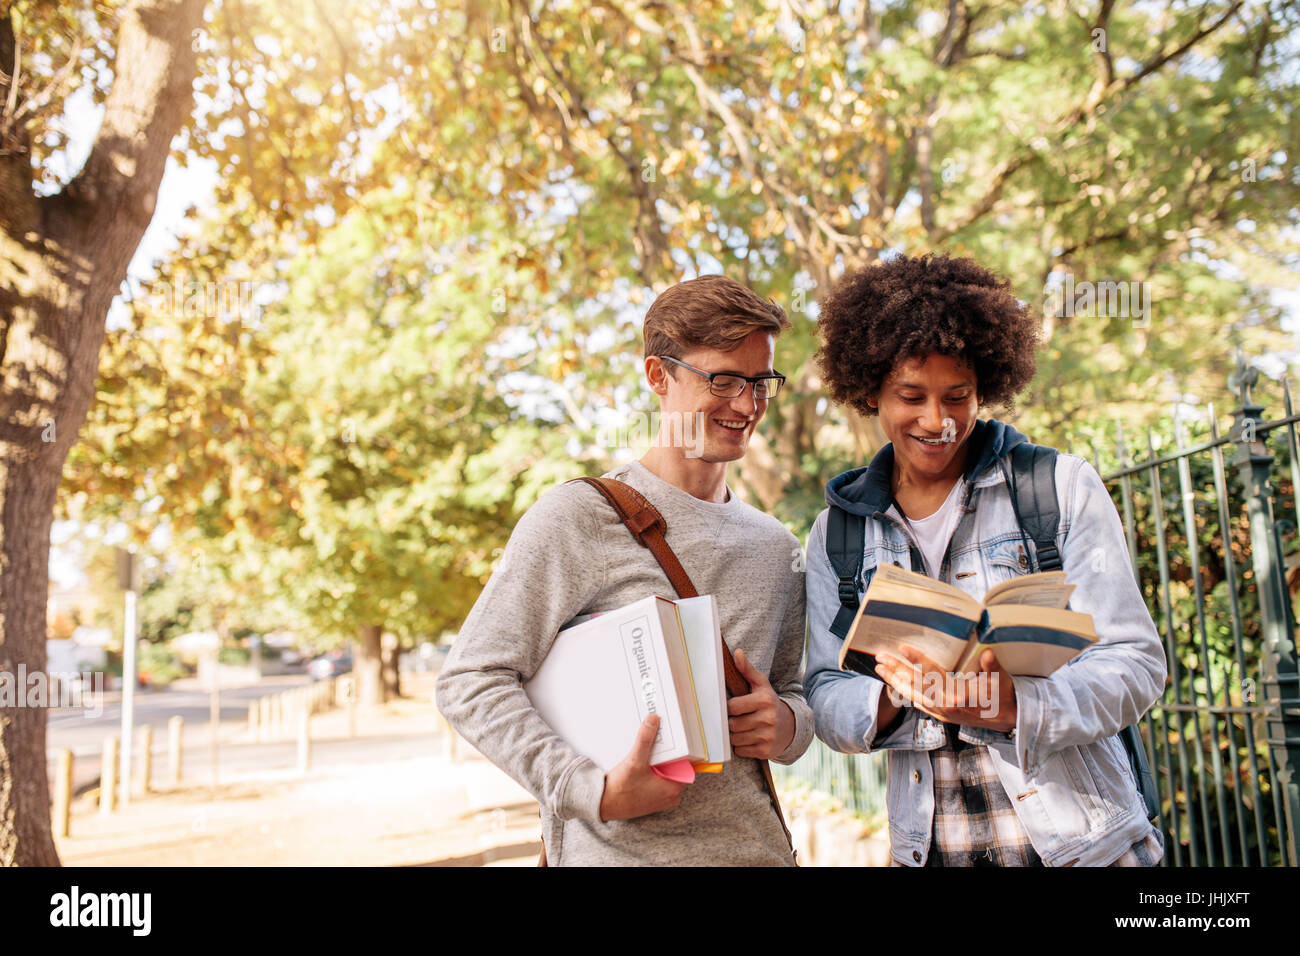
[839, 564, 1097, 678]
[524, 595, 730, 774]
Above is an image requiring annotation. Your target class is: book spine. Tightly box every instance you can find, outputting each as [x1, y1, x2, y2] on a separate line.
[618, 615, 683, 761]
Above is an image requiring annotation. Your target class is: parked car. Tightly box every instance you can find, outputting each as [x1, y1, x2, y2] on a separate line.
[307, 652, 353, 680]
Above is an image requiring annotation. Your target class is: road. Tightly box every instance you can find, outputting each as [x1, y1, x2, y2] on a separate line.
[46, 676, 334, 796]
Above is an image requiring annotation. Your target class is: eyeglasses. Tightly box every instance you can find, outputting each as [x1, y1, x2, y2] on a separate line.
[656, 355, 785, 400]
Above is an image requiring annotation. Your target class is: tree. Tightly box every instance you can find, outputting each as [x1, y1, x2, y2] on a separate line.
[424, 0, 1298, 528]
[239, 195, 574, 704]
[68, 178, 581, 704]
[64, 2, 1298, 680]
[0, 0, 205, 866]
[55, 0, 1300, 757]
[169, 0, 1294, 530]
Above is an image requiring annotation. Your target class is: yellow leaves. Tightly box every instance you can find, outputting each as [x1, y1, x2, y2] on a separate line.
[660, 149, 686, 177]
[750, 208, 786, 240]
[682, 200, 706, 224]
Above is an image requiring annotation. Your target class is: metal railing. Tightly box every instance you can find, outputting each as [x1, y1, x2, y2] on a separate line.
[1093, 359, 1299, 867]
[772, 730, 887, 819]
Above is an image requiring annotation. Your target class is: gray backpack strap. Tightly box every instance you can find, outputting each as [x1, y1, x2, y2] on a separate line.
[1008, 442, 1062, 572]
[826, 504, 866, 641]
[1005, 442, 1159, 823]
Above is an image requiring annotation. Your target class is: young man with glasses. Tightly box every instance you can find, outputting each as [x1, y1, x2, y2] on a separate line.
[436, 275, 813, 866]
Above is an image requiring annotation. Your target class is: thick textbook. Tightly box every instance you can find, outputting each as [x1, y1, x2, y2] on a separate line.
[524, 595, 729, 772]
[839, 564, 1097, 677]
[673, 595, 731, 768]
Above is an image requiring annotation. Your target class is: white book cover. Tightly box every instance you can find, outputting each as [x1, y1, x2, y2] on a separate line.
[674, 595, 730, 764]
[524, 595, 704, 772]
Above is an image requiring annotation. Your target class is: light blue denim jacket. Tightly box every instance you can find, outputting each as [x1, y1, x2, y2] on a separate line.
[804, 419, 1167, 866]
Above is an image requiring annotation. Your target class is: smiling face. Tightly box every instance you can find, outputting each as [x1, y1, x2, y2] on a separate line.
[648, 329, 777, 463]
[869, 353, 981, 487]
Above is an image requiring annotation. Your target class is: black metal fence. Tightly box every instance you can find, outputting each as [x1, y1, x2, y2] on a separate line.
[776, 356, 1300, 867]
[1092, 362, 1299, 867]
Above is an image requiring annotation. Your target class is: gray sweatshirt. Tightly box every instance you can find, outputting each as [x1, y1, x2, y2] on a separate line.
[436, 461, 813, 865]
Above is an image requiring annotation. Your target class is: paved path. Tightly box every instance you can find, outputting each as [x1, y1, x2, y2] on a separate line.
[54, 675, 543, 867]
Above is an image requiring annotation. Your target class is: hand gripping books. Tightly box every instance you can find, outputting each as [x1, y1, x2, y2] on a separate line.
[524, 594, 731, 772]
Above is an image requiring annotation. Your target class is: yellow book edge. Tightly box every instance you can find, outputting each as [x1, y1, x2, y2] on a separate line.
[668, 602, 711, 764]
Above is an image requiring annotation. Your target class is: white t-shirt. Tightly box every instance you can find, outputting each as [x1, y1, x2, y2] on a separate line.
[889, 479, 964, 578]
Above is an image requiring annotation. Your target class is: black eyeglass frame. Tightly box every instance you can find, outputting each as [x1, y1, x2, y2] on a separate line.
[655, 354, 786, 400]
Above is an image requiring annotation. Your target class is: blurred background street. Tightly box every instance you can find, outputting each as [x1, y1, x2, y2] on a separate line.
[50, 673, 543, 867]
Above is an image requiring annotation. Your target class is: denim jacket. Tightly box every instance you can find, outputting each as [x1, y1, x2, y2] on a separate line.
[804, 419, 1167, 866]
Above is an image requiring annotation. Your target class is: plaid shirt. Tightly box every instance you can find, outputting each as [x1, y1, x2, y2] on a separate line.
[916, 724, 1162, 867]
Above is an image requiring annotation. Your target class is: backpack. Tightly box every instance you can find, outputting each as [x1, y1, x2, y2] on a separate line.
[824, 442, 1161, 822]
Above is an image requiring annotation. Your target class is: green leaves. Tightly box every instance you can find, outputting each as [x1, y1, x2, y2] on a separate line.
[62, 0, 1300, 643]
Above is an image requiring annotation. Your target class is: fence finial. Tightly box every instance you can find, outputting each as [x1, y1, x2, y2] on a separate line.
[1229, 348, 1259, 409]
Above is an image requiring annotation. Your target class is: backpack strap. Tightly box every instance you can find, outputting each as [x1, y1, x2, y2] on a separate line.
[569, 476, 700, 603]
[1004, 445, 1159, 823]
[826, 504, 867, 641]
[826, 505, 879, 679]
[1007, 443, 1062, 572]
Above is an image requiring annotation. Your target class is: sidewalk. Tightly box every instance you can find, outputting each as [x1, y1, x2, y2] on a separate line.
[55, 674, 543, 867]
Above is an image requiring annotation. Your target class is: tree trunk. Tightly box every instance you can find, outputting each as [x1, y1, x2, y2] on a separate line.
[355, 624, 385, 707]
[380, 631, 402, 700]
[0, 0, 205, 866]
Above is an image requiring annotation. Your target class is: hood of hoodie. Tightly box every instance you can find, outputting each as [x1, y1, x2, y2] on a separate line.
[825, 418, 1031, 517]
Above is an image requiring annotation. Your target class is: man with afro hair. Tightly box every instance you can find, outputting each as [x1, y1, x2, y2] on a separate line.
[804, 253, 1166, 867]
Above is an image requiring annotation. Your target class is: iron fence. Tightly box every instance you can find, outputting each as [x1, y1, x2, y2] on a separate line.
[1092, 360, 1299, 867]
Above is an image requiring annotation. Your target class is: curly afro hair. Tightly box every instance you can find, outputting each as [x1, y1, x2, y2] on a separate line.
[817, 253, 1038, 417]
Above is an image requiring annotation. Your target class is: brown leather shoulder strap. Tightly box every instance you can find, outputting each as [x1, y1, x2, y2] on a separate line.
[570, 476, 698, 599]
[567, 475, 794, 858]
[571, 477, 753, 697]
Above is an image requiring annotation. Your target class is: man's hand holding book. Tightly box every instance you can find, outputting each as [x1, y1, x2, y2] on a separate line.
[874, 646, 1019, 734]
[727, 648, 796, 759]
[599, 715, 690, 822]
